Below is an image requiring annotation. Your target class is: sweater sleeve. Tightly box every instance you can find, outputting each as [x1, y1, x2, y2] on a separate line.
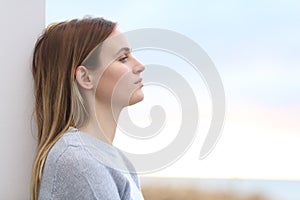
[48, 146, 124, 200]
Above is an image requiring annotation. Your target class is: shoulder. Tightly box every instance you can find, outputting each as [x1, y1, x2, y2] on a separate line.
[52, 146, 122, 199]
[40, 131, 130, 200]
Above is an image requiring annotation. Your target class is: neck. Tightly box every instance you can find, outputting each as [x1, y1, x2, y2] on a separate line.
[79, 102, 122, 145]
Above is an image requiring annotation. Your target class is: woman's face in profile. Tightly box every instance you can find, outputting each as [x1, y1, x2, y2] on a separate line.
[94, 28, 145, 107]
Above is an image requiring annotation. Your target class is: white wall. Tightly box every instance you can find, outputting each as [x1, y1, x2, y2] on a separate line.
[0, 0, 44, 198]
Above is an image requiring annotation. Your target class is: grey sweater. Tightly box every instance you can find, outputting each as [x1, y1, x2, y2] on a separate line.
[38, 128, 144, 200]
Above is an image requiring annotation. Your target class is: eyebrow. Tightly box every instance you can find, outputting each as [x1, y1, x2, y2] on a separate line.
[114, 47, 131, 56]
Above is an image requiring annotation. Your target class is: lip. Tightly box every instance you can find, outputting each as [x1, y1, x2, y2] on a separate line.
[134, 78, 143, 84]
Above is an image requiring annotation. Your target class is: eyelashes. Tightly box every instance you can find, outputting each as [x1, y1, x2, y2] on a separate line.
[118, 53, 130, 63]
[119, 55, 128, 63]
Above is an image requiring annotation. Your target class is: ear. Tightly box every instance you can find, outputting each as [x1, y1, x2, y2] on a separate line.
[75, 66, 93, 90]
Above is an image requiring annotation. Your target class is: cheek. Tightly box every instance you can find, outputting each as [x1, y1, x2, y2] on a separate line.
[95, 64, 132, 102]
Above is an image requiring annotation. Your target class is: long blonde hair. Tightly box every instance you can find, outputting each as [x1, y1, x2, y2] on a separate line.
[30, 17, 116, 200]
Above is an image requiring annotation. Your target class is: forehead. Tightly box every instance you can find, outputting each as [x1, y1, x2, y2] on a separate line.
[101, 28, 130, 56]
[81, 28, 131, 68]
[86, 28, 131, 71]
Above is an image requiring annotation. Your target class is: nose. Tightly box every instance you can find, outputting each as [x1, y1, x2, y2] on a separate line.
[132, 57, 145, 74]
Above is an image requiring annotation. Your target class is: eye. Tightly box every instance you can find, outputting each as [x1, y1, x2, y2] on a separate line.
[118, 54, 129, 63]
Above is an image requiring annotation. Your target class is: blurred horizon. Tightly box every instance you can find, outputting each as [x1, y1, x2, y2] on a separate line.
[140, 176, 300, 200]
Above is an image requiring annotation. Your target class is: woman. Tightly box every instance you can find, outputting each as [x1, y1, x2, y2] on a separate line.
[31, 17, 145, 200]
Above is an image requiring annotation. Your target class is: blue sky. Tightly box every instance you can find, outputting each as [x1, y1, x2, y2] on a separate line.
[46, 0, 300, 180]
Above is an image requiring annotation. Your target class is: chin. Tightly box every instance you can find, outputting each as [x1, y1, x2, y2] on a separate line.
[129, 91, 144, 106]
